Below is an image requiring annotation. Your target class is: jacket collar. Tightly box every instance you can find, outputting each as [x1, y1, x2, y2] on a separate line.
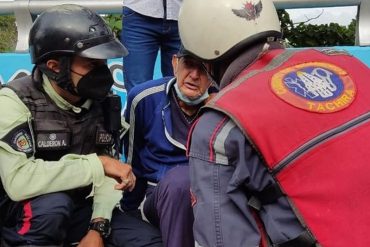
[165, 77, 177, 95]
[220, 41, 284, 89]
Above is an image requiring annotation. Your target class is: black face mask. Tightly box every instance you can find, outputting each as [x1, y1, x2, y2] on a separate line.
[74, 65, 115, 101]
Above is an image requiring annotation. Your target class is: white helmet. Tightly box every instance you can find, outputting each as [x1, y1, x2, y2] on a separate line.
[178, 0, 281, 62]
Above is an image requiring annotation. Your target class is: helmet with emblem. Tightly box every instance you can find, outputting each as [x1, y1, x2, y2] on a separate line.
[29, 4, 128, 64]
[178, 0, 281, 62]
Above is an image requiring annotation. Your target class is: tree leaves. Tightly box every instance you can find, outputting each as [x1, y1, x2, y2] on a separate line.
[104, 14, 122, 38]
[0, 15, 17, 52]
[278, 10, 355, 47]
[0, 11, 357, 52]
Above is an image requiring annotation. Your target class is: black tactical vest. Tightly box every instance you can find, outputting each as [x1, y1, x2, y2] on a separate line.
[8, 72, 113, 161]
[2, 71, 115, 201]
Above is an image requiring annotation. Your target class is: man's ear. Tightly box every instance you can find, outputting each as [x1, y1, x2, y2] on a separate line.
[172, 55, 179, 76]
[46, 59, 60, 73]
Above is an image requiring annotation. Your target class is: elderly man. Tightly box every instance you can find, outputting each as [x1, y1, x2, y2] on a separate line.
[109, 47, 216, 247]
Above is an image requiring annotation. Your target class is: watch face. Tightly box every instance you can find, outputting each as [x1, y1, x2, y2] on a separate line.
[89, 219, 111, 238]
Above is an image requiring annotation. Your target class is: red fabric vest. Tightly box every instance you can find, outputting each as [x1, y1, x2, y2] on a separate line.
[209, 49, 370, 246]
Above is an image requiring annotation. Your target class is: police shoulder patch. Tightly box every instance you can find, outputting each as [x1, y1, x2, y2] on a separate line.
[1, 122, 33, 157]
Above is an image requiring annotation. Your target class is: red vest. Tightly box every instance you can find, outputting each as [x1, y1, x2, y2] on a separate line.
[208, 49, 370, 246]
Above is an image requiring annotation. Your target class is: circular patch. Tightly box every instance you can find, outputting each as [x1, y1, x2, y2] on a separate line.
[12, 129, 33, 154]
[271, 62, 356, 113]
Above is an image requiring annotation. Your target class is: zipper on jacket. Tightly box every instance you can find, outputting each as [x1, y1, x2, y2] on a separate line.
[272, 112, 370, 176]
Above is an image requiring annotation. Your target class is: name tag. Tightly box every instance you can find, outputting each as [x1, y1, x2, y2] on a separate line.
[36, 133, 70, 150]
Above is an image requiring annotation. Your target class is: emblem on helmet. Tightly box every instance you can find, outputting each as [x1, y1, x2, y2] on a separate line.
[232, 0, 263, 21]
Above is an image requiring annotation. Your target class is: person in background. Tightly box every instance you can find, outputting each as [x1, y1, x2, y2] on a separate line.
[0, 5, 135, 247]
[121, 0, 182, 92]
[178, 0, 370, 246]
[108, 47, 217, 247]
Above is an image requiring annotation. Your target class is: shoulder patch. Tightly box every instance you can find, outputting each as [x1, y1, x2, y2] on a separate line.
[1, 122, 33, 157]
[271, 62, 356, 113]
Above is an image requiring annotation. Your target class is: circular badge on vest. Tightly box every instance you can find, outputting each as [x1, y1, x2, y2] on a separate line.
[271, 62, 356, 113]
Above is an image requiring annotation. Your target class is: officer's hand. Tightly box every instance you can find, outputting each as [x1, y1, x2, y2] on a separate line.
[98, 156, 136, 191]
[77, 230, 104, 247]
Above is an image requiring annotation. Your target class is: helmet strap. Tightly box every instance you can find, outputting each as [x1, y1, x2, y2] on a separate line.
[38, 56, 78, 96]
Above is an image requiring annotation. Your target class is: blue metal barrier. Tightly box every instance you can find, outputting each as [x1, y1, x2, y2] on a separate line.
[0, 54, 163, 110]
[0, 47, 369, 110]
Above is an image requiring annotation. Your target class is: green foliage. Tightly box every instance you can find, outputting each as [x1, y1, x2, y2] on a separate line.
[0, 15, 17, 52]
[278, 10, 356, 47]
[0, 11, 358, 52]
[104, 14, 123, 38]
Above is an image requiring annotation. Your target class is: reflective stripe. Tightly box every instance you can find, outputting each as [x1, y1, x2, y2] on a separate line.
[194, 241, 203, 247]
[147, 181, 158, 187]
[127, 84, 166, 164]
[164, 124, 186, 150]
[163, 78, 186, 150]
[208, 117, 227, 162]
[214, 119, 236, 165]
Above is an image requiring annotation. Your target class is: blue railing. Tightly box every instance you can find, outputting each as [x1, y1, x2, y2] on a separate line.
[0, 54, 162, 109]
[1, 0, 369, 109]
[1, 47, 369, 110]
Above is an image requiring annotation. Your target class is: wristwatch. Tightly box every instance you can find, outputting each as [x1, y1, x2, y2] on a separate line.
[88, 219, 111, 238]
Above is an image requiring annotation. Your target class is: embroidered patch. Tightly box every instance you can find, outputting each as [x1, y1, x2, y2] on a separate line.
[271, 62, 356, 113]
[1, 122, 33, 156]
[96, 130, 114, 145]
[36, 132, 70, 150]
[12, 130, 33, 153]
[232, 0, 262, 21]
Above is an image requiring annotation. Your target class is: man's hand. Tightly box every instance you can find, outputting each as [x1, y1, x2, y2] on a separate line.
[98, 156, 136, 191]
[77, 230, 104, 247]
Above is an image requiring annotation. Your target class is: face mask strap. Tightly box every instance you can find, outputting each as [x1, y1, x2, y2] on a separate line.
[174, 82, 209, 106]
[38, 56, 79, 96]
[70, 69, 85, 77]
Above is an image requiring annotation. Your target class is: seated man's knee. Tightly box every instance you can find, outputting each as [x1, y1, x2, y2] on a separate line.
[160, 166, 190, 197]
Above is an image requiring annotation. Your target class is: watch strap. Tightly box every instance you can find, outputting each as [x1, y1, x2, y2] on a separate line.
[88, 219, 111, 238]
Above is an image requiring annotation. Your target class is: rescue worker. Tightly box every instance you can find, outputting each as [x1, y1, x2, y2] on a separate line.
[108, 47, 216, 247]
[178, 0, 370, 246]
[0, 5, 136, 246]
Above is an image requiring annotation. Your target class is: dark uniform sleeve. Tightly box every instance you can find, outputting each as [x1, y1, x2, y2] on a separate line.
[188, 110, 306, 247]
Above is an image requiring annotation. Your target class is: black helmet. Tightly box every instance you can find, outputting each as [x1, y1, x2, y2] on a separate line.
[29, 4, 128, 64]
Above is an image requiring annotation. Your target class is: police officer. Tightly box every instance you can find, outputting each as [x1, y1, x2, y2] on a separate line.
[178, 0, 370, 246]
[0, 4, 135, 247]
